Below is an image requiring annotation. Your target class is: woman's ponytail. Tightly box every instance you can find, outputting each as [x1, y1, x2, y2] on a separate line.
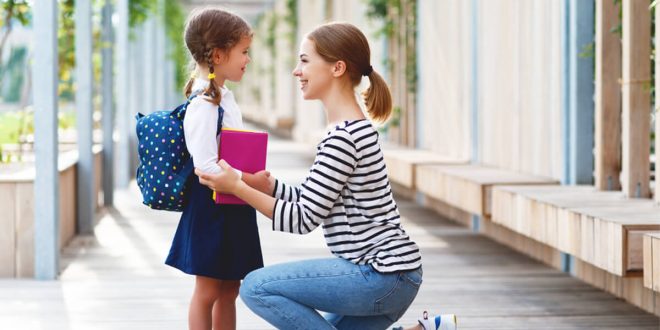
[362, 69, 392, 123]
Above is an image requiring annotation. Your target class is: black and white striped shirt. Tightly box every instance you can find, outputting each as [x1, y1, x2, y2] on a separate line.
[272, 119, 421, 273]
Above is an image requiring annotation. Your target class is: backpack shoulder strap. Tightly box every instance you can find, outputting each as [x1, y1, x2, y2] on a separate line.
[216, 106, 225, 136]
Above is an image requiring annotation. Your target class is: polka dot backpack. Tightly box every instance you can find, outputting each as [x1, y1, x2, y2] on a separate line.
[135, 95, 224, 211]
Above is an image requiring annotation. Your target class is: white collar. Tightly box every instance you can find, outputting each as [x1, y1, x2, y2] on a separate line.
[191, 78, 230, 97]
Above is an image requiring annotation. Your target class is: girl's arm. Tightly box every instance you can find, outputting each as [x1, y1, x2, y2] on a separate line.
[184, 98, 224, 174]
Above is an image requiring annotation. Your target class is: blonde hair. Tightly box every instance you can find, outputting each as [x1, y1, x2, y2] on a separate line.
[307, 22, 392, 123]
[182, 8, 252, 104]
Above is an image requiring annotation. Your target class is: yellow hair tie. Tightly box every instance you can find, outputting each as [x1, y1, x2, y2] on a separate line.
[207, 73, 216, 80]
[190, 72, 196, 79]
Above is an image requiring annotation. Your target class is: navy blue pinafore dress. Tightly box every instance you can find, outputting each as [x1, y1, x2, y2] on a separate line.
[165, 97, 264, 280]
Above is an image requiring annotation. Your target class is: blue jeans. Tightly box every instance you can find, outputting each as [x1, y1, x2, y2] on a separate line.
[239, 257, 422, 329]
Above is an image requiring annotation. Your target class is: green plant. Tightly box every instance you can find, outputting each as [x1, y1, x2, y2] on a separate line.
[365, 0, 417, 92]
[0, 46, 27, 101]
[0, 0, 32, 90]
[0, 0, 30, 58]
[365, 0, 397, 38]
[390, 106, 401, 127]
[58, 0, 75, 101]
[163, 0, 188, 91]
[265, 13, 278, 106]
[129, 0, 156, 29]
[284, 0, 298, 67]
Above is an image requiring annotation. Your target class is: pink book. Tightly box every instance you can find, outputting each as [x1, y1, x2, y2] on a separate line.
[214, 128, 268, 205]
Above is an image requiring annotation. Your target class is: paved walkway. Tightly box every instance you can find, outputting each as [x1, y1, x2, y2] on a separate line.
[0, 131, 659, 329]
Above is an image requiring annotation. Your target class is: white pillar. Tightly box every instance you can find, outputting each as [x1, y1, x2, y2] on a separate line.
[75, 0, 95, 234]
[33, 0, 60, 280]
[154, 0, 167, 110]
[143, 18, 156, 113]
[101, 0, 114, 206]
[116, 0, 131, 187]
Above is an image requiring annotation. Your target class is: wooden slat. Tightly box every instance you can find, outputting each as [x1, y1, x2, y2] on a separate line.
[60, 167, 77, 250]
[416, 164, 558, 217]
[644, 233, 660, 292]
[621, 0, 651, 198]
[0, 183, 16, 277]
[628, 230, 646, 271]
[580, 214, 595, 265]
[654, 236, 660, 292]
[15, 183, 34, 278]
[643, 233, 654, 289]
[594, 0, 622, 191]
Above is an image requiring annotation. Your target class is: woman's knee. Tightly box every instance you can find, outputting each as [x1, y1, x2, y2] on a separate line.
[239, 269, 268, 305]
[239, 272, 257, 299]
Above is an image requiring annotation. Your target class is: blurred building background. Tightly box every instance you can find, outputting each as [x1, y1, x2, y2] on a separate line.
[2, 0, 660, 324]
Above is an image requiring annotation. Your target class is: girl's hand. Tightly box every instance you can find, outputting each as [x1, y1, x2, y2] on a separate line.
[196, 159, 242, 194]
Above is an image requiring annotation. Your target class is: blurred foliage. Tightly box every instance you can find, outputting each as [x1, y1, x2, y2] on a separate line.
[366, 0, 416, 93]
[0, 0, 30, 53]
[0, 109, 75, 162]
[163, 0, 188, 91]
[0, 0, 32, 91]
[129, 0, 155, 28]
[265, 13, 277, 59]
[284, 0, 298, 55]
[0, 0, 188, 162]
[58, 0, 75, 100]
[129, 0, 189, 92]
[0, 110, 76, 142]
[365, 0, 395, 37]
[0, 46, 26, 101]
[1, 0, 187, 100]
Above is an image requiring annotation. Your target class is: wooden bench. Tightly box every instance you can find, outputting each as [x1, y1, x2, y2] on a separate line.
[382, 147, 466, 190]
[644, 232, 660, 292]
[492, 185, 660, 276]
[415, 164, 559, 218]
[0, 147, 104, 278]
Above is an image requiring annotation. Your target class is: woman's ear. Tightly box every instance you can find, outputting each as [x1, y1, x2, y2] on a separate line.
[332, 60, 347, 78]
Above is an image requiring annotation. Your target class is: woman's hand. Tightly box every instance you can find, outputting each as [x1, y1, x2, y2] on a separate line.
[196, 159, 242, 194]
[196, 160, 277, 219]
[251, 170, 276, 195]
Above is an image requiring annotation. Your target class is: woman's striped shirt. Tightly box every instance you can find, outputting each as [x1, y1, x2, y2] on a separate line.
[271, 119, 421, 273]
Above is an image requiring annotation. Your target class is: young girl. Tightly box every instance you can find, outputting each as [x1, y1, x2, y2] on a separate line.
[195, 22, 457, 330]
[165, 8, 270, 330]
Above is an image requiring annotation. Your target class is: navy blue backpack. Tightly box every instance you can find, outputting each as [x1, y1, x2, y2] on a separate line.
[135, 95, 224, 211]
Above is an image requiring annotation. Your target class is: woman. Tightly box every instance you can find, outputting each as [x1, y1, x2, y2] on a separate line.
[196, 22, 456, 330]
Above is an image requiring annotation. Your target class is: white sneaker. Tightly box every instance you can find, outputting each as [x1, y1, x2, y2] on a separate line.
[418, 311, 457, 330]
